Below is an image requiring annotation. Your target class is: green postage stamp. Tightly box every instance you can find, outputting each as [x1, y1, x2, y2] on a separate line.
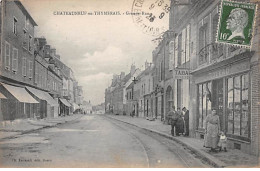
[217, 0, 257, 48]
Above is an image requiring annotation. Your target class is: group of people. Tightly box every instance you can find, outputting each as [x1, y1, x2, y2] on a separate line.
[168, 106, 189, 137]
[168, 106, 227, 152]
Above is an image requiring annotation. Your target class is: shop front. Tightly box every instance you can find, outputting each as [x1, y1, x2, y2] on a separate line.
[192, 55, 254, 154]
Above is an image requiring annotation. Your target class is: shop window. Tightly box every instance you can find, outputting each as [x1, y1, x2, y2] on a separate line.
[227, 73, 249, 138]
[198, 82, 212, 129]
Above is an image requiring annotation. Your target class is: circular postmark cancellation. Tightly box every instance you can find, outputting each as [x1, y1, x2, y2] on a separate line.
[131, 0, 171, 37]
[217, 0, 257, 48]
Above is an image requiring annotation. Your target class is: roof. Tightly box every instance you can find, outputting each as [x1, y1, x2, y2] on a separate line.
[14, 1, 38, 26]
[126, 81, 134, 90]
[121, 73, 131, 84]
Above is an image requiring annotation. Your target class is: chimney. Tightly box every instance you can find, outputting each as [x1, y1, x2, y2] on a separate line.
[130, 64, 136, 76]
[45, 45, 51, 57]
[50, 48, 56, 57]
[120, 72, 125, 79]
[145, 60, 149, 69]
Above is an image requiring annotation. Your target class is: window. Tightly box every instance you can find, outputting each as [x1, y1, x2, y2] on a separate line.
[181, 28, 186, 64]
[13, 17, 17, 35]
[28, 35, 32, 52]
[5, 41, 11, 70]
[178, 34, 182, 66]
[211, 12, 223, 60]
[35, 64, 38, 84]
[160, 61, 163, 81]
[28, 61, 33, 79]
[199, 24, 208, 65]
[148, 79, 150, 92]
[22, 57, 26, 76]
[158, 64, 161, 81]
[227, 73, 249, 138]
[186, 24, 191, 62]
[23, 30, 27, 49]
[169, 41, 174, 70]
[174, 36, 178, 68]
[198, 82, 212, 129]
[12, 48, 18, 72]
[25, 16, 29, 29]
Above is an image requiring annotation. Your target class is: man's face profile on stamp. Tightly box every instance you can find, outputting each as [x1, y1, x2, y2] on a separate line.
[226, 8, 248, 40]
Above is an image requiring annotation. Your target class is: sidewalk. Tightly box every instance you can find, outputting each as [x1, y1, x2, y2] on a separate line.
[105, 114, 259, 168]
[0, 114, 83, 140]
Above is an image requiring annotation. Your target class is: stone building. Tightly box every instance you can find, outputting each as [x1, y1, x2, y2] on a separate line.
[169, 0, 259, 156]
[0, 0, 39, 121]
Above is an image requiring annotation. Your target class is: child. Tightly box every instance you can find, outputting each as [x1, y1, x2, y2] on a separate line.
[218, 131, 227, 152]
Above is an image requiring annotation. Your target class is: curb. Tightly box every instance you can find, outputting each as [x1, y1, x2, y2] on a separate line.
[0, 115, 83, 141]
[104, 115, 227, 168]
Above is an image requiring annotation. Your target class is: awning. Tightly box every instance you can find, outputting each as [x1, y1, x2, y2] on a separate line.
[26, 86, 59, 106]
[59, 98, 71, 107]
[1, 83, 38, 103]
[0, 92, 7, 99]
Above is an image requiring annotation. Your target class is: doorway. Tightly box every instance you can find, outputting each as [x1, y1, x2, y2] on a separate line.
[212, 79, 224, 129]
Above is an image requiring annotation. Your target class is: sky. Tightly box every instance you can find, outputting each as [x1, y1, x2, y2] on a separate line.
[21, 0, 170, 105]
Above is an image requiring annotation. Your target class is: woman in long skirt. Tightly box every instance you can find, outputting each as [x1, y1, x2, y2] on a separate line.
[204, 109, 220, 152]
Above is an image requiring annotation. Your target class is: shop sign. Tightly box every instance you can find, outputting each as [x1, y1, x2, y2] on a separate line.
[195, 61, 250, 83]
[173, 68, 191, 79]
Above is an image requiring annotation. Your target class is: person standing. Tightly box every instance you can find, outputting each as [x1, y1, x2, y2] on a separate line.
[182, 107, 189, 136]
[204, 109, 221, 152]
[176, 107, 184, 136]
[169, 106, 178, 136]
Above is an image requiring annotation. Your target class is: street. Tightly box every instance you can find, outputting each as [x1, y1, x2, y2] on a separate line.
[0, 114, 208, 168]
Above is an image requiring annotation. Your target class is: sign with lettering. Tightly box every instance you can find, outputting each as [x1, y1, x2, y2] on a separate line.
[195, 60, 250, 84]
[173, 68, 191, 79]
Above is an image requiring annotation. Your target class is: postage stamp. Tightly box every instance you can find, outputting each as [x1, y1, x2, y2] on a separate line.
[131, 0, 171, 37]
[216, 0, 257, 48]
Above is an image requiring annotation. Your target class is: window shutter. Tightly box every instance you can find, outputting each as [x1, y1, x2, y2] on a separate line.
[174, 36, 178, 68]
[12, 48, 18, 72]
[22, 58, 27, 76]
[182, 28, 186, 64]
[169, 41, 174, 70]
[29, 61, 33, 78]
[186, 24, 190, 62]
[5, 42, 10, 69]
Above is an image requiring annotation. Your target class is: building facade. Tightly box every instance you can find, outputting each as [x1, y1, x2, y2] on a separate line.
[0, 0, 39, 121]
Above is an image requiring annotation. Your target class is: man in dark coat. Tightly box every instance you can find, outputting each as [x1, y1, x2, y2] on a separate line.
[169, 106, 178, 136]
[176, 107, 184, 136]
[182, 107, 189, 136]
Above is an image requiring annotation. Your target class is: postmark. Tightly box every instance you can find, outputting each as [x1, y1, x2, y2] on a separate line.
[216, 0, 257, 48]
[131, 0, 171, 37]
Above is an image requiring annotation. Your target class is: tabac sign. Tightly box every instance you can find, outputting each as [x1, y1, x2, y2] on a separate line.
[173, 68, 191, 79]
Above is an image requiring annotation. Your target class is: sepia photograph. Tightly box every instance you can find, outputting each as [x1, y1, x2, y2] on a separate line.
[0, 0, 259, 168]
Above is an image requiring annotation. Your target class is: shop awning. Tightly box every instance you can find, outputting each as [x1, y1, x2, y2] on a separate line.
[59, 98, 71, 107]
[25, 86, 58, 106]
[1, 83, 38, 103]
[0, 92, 7, 99]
